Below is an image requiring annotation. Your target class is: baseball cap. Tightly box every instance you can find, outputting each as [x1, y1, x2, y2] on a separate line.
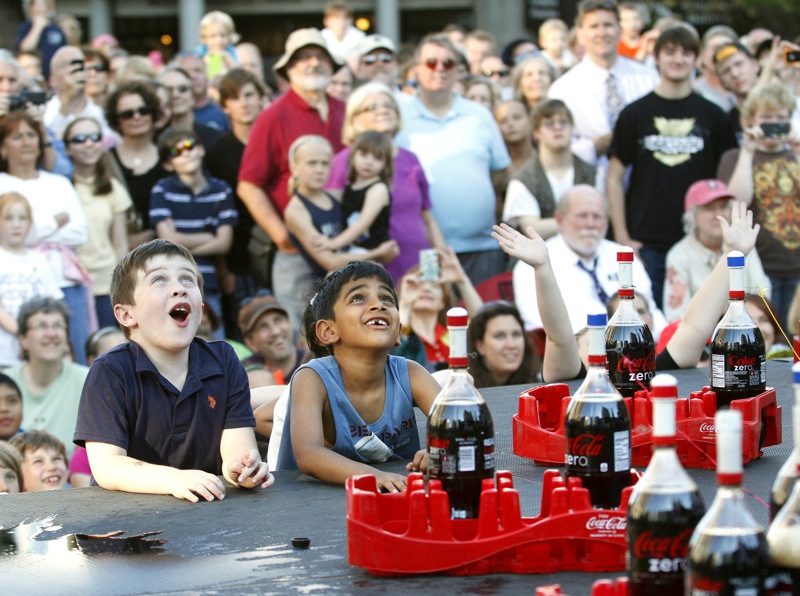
[684, 179, 734, 212]
[238, 292, 289, 335]
[713, 40, 754, 65]
[273, 28, 341, 80]
[356, 34, 397, 59]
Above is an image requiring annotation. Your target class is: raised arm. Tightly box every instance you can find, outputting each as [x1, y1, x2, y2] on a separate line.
[492, 223, 581, 381]
[665, 202, 760, 368]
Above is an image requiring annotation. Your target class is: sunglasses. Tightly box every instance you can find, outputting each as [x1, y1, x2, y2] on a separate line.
[362, 53, 394, 65]
[165, 84, 191, 94]
[86, 63, 108, 73]
[169, 138, 198, 158]
[423, 58, 457, 71]
[66, 132, 102, 145]
[483, 68, 510, 78]
[117, 106, 153, 120]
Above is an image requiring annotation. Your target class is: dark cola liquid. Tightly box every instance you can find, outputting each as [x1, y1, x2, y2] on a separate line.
[565, 395, 631, 509]
[710, 326, 766, 409]
[606, 323, 656, 397]
[427, 400, 495, 519]
[686, 529, 769, 595]
[628, 490, 705, 595]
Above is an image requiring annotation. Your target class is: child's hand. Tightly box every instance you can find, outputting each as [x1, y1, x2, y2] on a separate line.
[227, 448, 275, 489]
[309, 232, 332, 251]
[406, 449, 428, 473]
[375, 239, 399, 263]
[169, 469, 227, 503]
[374, 471, 409, 493]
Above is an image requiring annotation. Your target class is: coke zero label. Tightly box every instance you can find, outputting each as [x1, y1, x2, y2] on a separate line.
[634, 528, 693, 560]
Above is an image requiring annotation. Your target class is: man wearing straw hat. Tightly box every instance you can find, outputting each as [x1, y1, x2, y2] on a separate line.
[238, 28, 346, 332]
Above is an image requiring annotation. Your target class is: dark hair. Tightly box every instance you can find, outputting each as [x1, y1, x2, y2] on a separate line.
[156, 126, 199, 163]
[654, 25, 700, 58]
[105, 81, 163, 133]
[0, 112, 45, 172]
[744, 293, 778, 338]
[467, 301, 538, 388]
[85, 325, 124, 360]
[348, 131, 393, 184]
[17, 297, 71, 338]
[0, 373, 22, 441]
[64, 117, 114, 195]
[531, 98, 574, 130]
[9, 429, 67, 461]
[576, 0, 620, 26]
[302, 261, 396, 357]
[218, 67, 266, 107]
[111, 239, 203, 338]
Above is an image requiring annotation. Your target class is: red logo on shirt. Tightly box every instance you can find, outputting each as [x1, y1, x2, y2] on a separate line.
[208, 395, 217, 409]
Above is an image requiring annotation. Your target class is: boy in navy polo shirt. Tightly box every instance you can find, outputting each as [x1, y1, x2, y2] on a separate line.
[149, 127, 237, 338]
[74, 240, 273, 502]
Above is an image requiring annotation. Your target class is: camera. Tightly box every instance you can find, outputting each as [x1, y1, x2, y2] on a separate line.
[760, 122, 790, 138]
[8, 90, 47, 111]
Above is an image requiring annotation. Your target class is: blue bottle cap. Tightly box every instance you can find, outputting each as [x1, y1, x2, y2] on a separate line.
[587, 313, 607, 327]
[727, 251, 745, 268]
[793, 362, 800, 384]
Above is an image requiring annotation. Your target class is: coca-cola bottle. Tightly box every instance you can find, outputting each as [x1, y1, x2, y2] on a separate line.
[767, 405, 800, 595]
[606, 247, 656, 397]
[427, 307, 495, 519]
[627, 374, 706, 595]
[566, 313, 631, 509]
[710, 251, 766, 410]
[686, 409, 769, 595]
[770, 362, 800, 519]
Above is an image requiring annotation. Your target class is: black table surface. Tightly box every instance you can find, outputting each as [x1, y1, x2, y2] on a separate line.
[1, 361, 794, 595]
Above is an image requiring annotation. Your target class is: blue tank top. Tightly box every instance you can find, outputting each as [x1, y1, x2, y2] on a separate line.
[275, 355, 421, 471]
[288, 191, 344, 279]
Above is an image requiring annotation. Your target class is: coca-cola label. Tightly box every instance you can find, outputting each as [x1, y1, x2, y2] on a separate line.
[688, 573, 763, 595]
[710, 349, 766, 390]
[585, 514, 626, 537]
[565, 431, 629, 472]
[633, 528, 693, 559]
[605, 323, 656, 397]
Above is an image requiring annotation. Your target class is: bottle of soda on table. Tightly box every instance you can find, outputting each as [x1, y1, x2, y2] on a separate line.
[427, 307, 495, 519]
[566, 313, 631, 509]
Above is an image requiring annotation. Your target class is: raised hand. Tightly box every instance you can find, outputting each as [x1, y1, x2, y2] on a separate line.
[492, 223, 549, 269]
[720, 201, 760, 256]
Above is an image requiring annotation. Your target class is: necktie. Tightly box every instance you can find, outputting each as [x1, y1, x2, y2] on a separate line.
[577, 258, 610, 307]
[606, 72, 624, 128]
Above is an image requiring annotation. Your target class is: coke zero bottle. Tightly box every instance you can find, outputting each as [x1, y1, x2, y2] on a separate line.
[627, 374, 705, 595]
[710, 251, 766, 409]
[686, 409, 769, 595]
[427, 307, 495, 519]
[566, 313, 631, 509]
[606, 247, 656, 397]
[766, 404, 800, 595]
[770, 362, 800, 519]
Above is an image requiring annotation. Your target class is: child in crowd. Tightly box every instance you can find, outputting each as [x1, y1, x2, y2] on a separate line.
[284, 135, 398, 280]
[73, 239, 273, 502]
[150, 128, 237, 339]
[314, 131, 392, 254]
[617, 2, 647, 59]
[271, 261, 441, 492]
[65, 117, 132, 329]
[0, 192, 63, 368]
[0, 440, 23, 493]
[196, 10, 240, 81]
[9, 429, 68, 491]
[0, 373, 23, 441]
[538, 18, 577, 74]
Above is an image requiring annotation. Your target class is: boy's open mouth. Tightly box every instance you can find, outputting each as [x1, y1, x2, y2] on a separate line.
[366, 317, 388, 327]
[170, 304, 190, 323]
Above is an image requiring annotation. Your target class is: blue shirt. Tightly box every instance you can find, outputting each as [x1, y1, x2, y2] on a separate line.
[74, 338, 256, 474]
[275, 355, 421, 470]
[149, 173, 237, 292]
[395, 94, 510, 253]
[194, 103, 231, 133]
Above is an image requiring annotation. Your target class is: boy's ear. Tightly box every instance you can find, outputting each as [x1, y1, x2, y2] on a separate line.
[315, 318, 339, 347]
[114, 303, 138, 332]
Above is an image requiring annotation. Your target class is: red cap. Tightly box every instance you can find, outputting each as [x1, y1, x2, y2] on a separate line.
[685, 179, 734, 212]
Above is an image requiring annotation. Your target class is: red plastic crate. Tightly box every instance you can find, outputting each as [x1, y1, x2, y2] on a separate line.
[591, 577, 630, 595]
[513, 384, 781, 470]
[346, 469, 636, 576]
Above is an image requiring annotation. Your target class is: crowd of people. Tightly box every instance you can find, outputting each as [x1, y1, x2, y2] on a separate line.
[0, 0, 799, 498]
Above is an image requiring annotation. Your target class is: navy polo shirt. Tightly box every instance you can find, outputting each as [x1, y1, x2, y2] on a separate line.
[74, 338, 255, 474]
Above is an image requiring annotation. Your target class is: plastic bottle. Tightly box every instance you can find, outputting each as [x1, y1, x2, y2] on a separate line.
[427, 307, 495, 519]
[770, 362, 800, 519]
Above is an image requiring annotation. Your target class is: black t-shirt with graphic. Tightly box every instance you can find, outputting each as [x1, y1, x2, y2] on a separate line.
[610, 91, 737, 251]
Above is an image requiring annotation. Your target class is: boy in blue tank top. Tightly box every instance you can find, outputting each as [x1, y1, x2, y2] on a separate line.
[275, 261, 441, 492]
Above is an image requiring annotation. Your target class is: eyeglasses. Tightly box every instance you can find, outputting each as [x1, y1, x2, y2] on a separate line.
[29, 322, 67, 333]
[117, 106, 153, 120]
[483, 68, 510, 78]
[164, 84, 191, 94]
[66, 132, 102, 145]
[362, 53, 394, 65]
[359, 101, 396, 114]
[86, 63, 108, 73]
[423, 58, 457, 71]
[541, 117, 571, 130]
[169, 138, 198, 158]
[401, 80, 418, 89]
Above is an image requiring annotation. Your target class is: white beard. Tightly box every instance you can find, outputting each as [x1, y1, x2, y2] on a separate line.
[295, 74, 332, 92]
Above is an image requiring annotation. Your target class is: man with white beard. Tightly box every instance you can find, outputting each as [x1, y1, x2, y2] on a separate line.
[512, 184, 666, 336]
[238, 28, 345, 332]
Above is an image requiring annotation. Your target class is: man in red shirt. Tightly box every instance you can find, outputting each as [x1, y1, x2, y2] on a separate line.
[238, 28, 345, 331]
